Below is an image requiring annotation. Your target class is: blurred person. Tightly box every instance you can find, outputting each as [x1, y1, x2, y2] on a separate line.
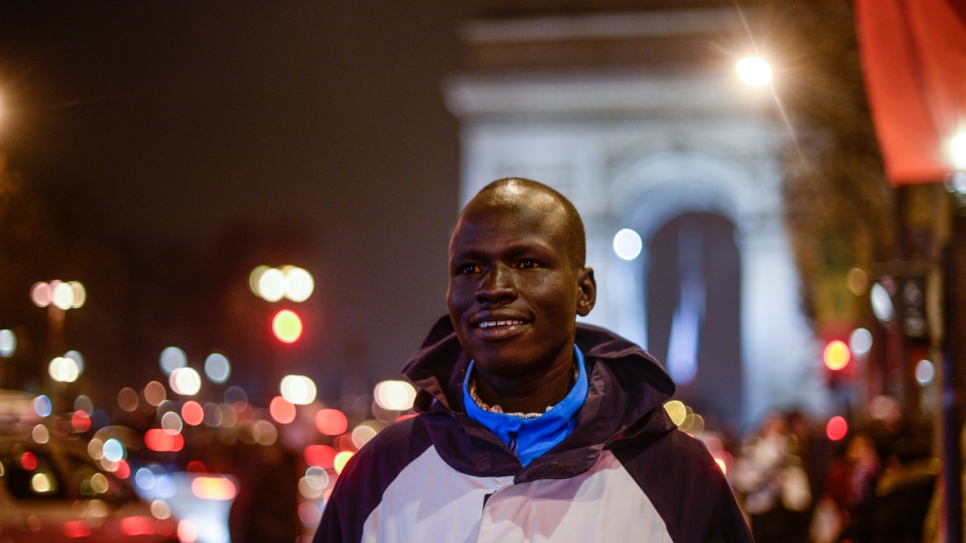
[869, 426, 937, 543]
[313, 178, 752, 542]
[810, 431, 881, 543]
[733, 413, 812, 542]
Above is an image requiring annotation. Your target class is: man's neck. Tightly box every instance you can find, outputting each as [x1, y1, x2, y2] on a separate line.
[472, 349, 576, 414]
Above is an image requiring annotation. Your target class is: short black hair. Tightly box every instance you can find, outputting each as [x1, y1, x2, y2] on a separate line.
[475, 178, 586, 268]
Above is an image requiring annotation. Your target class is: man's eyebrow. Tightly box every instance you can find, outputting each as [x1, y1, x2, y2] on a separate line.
[451, 242, 553, 262]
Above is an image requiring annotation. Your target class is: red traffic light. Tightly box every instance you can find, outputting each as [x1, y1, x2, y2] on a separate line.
[823, 340, 851, 371]
[272, 310, 303, 343]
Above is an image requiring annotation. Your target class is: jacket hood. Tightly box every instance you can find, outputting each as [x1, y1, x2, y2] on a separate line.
[401, 315, 677, 482]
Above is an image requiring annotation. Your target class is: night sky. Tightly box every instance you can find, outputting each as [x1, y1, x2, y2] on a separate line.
[0, 2, 475, 402]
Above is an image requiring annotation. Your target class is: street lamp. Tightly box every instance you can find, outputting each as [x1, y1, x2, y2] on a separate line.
[736, 56, 773, 87]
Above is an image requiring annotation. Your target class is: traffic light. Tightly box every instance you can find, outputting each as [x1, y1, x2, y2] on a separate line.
[823, 340, 851, 371]
[272, 309, 303, 343]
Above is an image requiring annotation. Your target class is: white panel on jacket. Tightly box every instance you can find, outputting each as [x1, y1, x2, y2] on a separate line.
[362, 448, 673, 543]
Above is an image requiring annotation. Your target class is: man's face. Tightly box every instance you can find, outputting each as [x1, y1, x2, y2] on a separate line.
[446, 190, 595, 379]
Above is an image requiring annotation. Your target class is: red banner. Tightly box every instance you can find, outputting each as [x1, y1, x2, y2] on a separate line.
[855, 0, 966, 185]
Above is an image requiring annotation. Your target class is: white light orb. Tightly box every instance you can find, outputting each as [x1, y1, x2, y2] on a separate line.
[171, 367, 201, 396]
[204, 353, 231, 383]
[249, 265, 271, 296]
[373, 380, 417, 411]
[916, 359, 935, 386]
[871, 282, 895, 322]
[736, 56, 772, 87]
[51, 281, 75, 310]
[161, 411, 184, 435]
[612, 228, 643, 261]
[0, 329, 15, 357]
[69, 282, 86, 308]
[351, 424, 377, 449]
[257, 268, 286, 302]
[64, 350, 85, 375]
[951, 130, 966, 170]
[49, 357, 79, 383]
[849, 328, 873, 357]
[102, 438, 125, 462]
[159, 347, 187, 376]
[280, 375, 317, 405]
[283, 267, 315, 302]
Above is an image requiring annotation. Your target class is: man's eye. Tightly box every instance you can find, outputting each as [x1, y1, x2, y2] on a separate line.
[518, 260, 539, 269]
[456, 264, 480, 275]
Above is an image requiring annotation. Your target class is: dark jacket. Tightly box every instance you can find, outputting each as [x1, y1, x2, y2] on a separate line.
[314, 316, 753, 542]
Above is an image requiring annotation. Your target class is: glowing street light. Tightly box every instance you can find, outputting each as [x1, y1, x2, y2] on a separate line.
[950, 130, 966, 170]
[736, 56, 773, 87]
[31, 280, 86, 310]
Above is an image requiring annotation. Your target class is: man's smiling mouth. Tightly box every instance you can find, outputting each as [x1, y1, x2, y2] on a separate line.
[478, 320, 526, 328]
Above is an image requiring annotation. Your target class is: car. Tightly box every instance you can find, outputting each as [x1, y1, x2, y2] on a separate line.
[0, 429, 179, 542]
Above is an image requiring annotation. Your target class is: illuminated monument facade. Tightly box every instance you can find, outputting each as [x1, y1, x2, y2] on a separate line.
[445, 7, 827, 428]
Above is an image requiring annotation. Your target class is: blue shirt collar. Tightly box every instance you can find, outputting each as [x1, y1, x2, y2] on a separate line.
[462, 344, 588, 467]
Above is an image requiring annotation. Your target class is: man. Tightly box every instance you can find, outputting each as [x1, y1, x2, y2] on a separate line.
[313, 178, 753, 542]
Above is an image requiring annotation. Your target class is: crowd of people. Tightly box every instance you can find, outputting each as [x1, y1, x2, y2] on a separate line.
[729, 398, 940, 543]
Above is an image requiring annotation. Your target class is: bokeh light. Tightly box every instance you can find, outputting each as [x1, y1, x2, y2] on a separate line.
[269, 396, 297, 424]
[103, 438, 126, 462]
[51, 281, 75, 310]
[951, 130, 966, 170]
[30, 282, 51, 307]
[916, 359, 935, 386]
[849, 328, 873, 357]
[315, 409, 348, 436]
[71, 411, 91, 432]
[118, 387, 139, 412]
[69, 282, 86, 308]
[305, 445, 337, 469]
[299, 502, 323, 525]
[182, 401, 204, 426]
[33, 395, 52, 417]
[280, 375, 317, 405]
[373, 380, 417, 411]
[283, 266, 315, 302]
[663, 400, 687, 427]
[333, 451, 354, 474]
[65, 350, 85, 375]
[272, 310, 303, 343]
[0, 329, 16, 357]
[170, 367, 202, 396]
[258, 268, 286, 302]
[145, 429, 184, 452]
[191, 477, 237, 501]
[32, 424, 49, 443]
[826, 416, 848, 441]
[49, 356, 80, 382]
[351, 424, 377, 449]
[178, 520, 197, 543]
[74, 395, 93, 414]
[204, 353, 231, 383]
[249, 265, 271, 296]
[736, 56, 772, 87]
[871, 282, 895, 322]
[847, 268, 869, 295]
[144, 381, 167, 406]
[612, 228, 643, 261]
[159, 347, 187, 376]
[823, 340, 851, 371]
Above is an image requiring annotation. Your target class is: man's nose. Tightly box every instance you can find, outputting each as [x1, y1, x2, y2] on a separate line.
[476, 265, 516, 305]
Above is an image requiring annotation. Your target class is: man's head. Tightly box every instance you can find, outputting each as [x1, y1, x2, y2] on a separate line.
[446, 178, 596, 380]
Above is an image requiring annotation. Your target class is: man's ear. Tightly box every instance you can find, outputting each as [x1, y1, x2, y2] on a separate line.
[576, 268, 596, 317]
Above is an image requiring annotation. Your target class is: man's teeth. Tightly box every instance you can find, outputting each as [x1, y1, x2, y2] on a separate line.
[478, 320, 524, 328]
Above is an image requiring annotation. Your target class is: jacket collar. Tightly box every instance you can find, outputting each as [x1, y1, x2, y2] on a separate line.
[401, 315, 677, 481]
